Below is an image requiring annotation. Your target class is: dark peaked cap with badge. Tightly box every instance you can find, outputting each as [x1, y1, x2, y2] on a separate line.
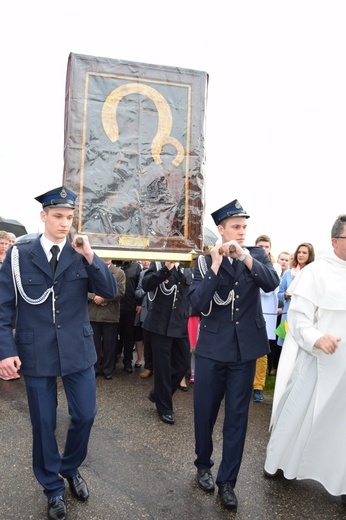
[211, 199, 250, 226]
[35, 186, 77, 209]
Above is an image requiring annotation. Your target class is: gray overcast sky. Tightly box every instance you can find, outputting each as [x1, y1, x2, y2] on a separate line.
[1, 0, 345, 258]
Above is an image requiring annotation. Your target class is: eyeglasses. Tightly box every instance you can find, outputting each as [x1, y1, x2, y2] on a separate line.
[334, 236, 346, 239]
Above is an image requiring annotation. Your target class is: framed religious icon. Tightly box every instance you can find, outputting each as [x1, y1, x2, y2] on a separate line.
[63, 53, 208, 258]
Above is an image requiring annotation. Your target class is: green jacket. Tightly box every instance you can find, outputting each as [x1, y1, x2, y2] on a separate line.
[88, 263, 126, 323]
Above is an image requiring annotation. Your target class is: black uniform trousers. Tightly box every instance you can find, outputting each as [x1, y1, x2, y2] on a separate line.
[150, 331, 190, 415]
[91, 321, 119, 377]
[194, 354, 256, 487]
[116, 309, 136, 369]
[24, 367, 97, 499]
[142, 328, 154, 372]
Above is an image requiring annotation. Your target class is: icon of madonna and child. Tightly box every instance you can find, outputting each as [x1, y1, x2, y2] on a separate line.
[78, 82, 203, 251]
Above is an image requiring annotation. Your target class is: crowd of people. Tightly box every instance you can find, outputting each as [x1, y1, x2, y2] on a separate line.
[1, 191, 346, 518]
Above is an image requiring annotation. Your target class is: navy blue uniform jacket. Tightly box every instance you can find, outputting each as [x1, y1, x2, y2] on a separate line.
[0, 237, 118, 377]
[187, 247, 280, 362]
[142, 262, 190, 338]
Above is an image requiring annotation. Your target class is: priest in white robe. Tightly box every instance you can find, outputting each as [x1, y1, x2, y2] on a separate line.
[264, 214, 346, 502]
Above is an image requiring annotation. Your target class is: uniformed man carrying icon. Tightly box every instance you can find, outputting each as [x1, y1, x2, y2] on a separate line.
[0, 186, 118, 520]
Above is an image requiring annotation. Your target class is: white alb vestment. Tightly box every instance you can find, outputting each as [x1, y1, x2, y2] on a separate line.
[260, 262, 281, 340]
[265, 251, 346, 496]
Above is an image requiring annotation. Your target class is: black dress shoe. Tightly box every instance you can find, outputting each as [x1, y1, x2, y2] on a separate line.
[148, 391, 156, 403]
[66, 473, 89, 501]
[159, 413, 175, 424]
[263, 468, 284, 478]
[103, 373, 112, 380]
[197, 468, 215, 492]
[218, 482, 238, 509]
[123, 366, 133, 373]
[48, 496, 67, 520]
[178, 384, 188, 392]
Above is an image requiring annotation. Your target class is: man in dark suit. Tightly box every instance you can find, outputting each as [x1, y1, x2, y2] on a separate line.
[188, 199, 280, 511]
[88, 259, 126, 380]
[135, 261, 154, 378]
[142, 261, 191, 425]
[115, 260, 141, 373]
[0, 186, 118, 520]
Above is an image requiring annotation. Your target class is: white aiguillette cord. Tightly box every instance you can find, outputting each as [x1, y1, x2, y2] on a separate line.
[11, 246, 56, 323]
[198, 255, 235, 318]
[147, 261, 178, 309]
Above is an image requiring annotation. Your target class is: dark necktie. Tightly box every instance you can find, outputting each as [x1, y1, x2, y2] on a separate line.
[49, 245, 59, 273]
[233, 259, 238, 272]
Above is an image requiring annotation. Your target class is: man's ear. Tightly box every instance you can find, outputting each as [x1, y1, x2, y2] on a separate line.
[40, 210, 47, 223]
[217, 224, 224, 236]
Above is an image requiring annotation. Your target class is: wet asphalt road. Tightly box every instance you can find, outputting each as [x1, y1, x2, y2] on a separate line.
[1, 366, 345, 520]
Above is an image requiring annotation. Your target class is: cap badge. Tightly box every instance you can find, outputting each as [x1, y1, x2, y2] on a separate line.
[60, 188, 67, 199]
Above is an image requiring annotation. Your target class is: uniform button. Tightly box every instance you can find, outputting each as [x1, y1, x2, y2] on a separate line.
[235, 321, 239, 325]
[57, 325, 62, 329]
[208, 276, 212, 279]
[55, 295, 59, 300]
[236, 308, 239, 311]
[54, 281, 58, 286]
[76, 274, 80, 278]
[56, 310, 61, 314]
[235, 281, 238, 285]
[236, 295, 239, 299]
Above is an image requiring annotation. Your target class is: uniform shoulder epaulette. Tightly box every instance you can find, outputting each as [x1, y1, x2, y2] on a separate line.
[15, 239, 33, 246]
[15, 233, 40, 246]
[247, 246, 262, 252]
